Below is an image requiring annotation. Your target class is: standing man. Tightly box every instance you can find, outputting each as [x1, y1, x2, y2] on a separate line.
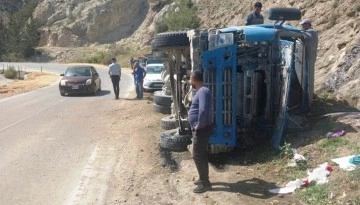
[300, 18, 318, 106]
[108, 57, 121, 100]
[245, 2, 264, 25]
[188, 70, 214, 193]
[133, 62, 146, 99]
[129, 56, 134, 69]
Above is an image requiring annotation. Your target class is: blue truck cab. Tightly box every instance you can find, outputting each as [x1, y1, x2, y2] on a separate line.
[153, 8, 315, 153]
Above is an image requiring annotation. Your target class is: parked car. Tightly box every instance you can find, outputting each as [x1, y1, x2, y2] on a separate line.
[143, 63, 165, 92]
[59, 65, 101, 96]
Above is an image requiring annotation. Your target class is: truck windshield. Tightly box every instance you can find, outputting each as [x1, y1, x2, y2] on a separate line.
[208, 33, 234, 50]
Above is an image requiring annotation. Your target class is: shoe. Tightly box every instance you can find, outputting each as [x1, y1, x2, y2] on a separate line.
[194, 179, 201, 185]
[194, 179, 210, 185]
[193, 183, 211, 193]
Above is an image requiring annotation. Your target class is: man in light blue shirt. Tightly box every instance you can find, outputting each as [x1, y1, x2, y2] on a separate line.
[108, 58, 121, 99]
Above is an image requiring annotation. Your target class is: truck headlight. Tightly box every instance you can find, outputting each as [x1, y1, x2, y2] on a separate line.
[85, 79, 92, 85]
[60, 80, 66, 86]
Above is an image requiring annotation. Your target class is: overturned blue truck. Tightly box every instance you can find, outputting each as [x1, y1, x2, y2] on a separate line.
[152, 8, 316, 153]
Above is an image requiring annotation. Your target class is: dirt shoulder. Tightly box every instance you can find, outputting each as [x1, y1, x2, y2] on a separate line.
[101, 93, 299, 205]
[0, 72, 59, 98]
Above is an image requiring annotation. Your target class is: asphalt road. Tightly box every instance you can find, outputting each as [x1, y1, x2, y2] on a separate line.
[0, 62, 133, 205]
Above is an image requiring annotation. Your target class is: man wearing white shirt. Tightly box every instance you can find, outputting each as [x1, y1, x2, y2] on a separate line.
[108, 58, 121, 100]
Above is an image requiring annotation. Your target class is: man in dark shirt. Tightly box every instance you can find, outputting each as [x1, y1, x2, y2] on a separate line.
[133, 62, 146, 99]
[245, 2, 264, 25]
[188, 70, 214, 193]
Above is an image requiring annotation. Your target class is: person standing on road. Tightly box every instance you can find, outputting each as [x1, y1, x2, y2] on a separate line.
[188, 70, 214, 193]
[299, 18, 319, 106]
[245, 2, 264, 25]
[129, 56, 134, 69]
[133, 62, 146, 99]
[108, 57, 121, 100]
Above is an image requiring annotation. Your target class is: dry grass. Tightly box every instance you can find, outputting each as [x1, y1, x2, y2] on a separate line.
[0, 72, 59, 97]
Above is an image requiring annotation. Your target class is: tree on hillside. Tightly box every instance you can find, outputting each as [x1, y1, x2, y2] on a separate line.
[1, 1, 40, 60]
[155, 0, 200, 33]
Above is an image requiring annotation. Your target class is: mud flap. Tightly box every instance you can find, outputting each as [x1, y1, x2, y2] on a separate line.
[271, 40, 294, 149]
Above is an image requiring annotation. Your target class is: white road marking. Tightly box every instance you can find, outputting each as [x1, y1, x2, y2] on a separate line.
[0, 98, 67, 132]
[64, 146, 99, 205]
[64, 146, 116, 205]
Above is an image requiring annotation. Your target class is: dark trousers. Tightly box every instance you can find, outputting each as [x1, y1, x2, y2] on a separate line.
[111, 75, 120, 99]
[192, 127, 213, 184]
[135, 80, 143, 99]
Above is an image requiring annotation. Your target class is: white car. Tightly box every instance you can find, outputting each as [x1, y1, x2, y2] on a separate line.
[143, 63, 165, 92]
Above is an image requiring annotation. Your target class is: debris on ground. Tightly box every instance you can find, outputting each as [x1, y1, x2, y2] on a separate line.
[287, 149, 307, 167]
[326, 129, 346, 138]
[269, 163, 333, 194]
[332, 155, 360, 171]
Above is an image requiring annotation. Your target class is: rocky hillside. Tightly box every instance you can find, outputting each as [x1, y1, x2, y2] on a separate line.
[9, 0, 360, 107]
[33, 0, 149, 46]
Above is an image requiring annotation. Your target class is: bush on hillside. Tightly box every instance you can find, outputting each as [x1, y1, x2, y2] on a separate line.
[4, 66, 17, 79]
[155, 0, 200, 33]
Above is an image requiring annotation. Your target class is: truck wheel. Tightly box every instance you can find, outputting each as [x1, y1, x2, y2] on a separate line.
[160, 129, 192, 152]
[153, 91, 172, 106]
[152, 31, 190, 50]
[153, 103, 171, 114]
[161, 115, 177, 130]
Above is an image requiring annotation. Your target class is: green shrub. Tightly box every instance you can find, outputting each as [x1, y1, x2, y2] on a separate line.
[155, 0, 200, 33]
[155, 19, 169, 33]
[327, 13, 337, 29]
[332, 0, 339, 8]
[83, 52, 113, 65]
[356, 4, 360, 12]
[4, 66, 17, 79]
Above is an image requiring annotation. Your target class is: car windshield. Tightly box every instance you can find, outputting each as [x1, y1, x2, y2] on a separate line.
[146, 65, 164, 74]
[65, 67, 92, 77]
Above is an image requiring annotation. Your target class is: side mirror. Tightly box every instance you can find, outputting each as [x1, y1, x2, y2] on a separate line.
[60, 73, 64, 76]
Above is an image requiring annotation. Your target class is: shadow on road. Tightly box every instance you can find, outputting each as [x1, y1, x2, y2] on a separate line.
[210, 178, 278, 199]
[65, 90, 111, 97]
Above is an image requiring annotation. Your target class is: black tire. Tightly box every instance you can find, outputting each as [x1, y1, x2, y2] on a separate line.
[153, 103, 171, 114]
[268, 8, 301, 21]
[152, 31, 190, 50]
[160, 129, 192, 152]
[60, 91, 65, 96]
[153, 91, 172, 106]
[161, 115, 178, 130]
[92, 84, 97, 96]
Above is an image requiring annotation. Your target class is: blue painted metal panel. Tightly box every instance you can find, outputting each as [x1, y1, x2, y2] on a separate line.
[202, 44, 238, 147]
[271, 40, 294, 149]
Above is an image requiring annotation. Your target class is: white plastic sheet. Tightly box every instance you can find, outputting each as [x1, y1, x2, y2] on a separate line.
[331, 155, 358, 171]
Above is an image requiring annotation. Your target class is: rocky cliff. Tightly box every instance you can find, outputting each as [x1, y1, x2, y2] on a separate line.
[33, 0, 148, 46]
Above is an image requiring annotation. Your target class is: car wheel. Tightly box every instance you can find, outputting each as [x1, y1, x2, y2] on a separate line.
[153, 103, 171, 114]
[152, 31, 190, 50]
[160, 129, 192, 152]
[161, 115, 178, 130]
[98, 81, 101, 91]
[92, 85, 97, 95]
[153, 91, 172, 106]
